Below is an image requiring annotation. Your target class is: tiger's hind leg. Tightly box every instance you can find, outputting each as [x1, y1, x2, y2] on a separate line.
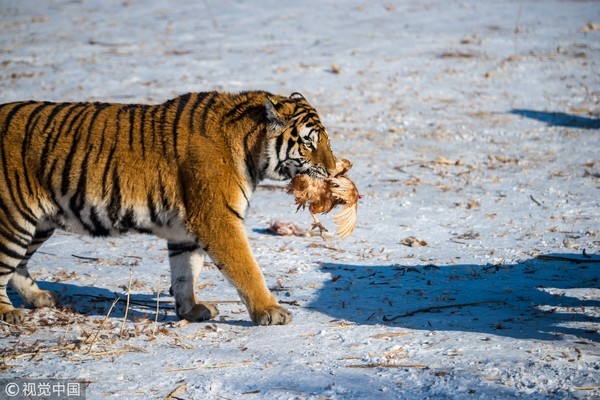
[0, 218, 38, 324]
[167, 242, 218, 322]
[9, 221, 59, 310]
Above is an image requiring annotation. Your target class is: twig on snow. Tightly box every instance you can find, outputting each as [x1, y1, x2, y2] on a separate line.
[165, 383, 188, 400]
[347, 362, 427, 369]
[87, 296, 120, 354]
[383, 300, 504, 322]
[71, 254, 100, 262]
[573, 386, 600, 391]
[165, 361, 256, 372]
[153, 281, 160, 337]
[530, 194, 542, 206]
[73, 345, 146, 360]
[537, 254, 600, 264]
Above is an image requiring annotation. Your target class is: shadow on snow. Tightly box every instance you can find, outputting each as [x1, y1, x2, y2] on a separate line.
[308, 253, 599, 341]
[8, 253, 599, 339]
[510, 109, 600, 129]
[9, 281, 179, 323]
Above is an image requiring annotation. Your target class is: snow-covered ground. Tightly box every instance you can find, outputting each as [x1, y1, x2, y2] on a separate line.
[1, 1, 599, 399]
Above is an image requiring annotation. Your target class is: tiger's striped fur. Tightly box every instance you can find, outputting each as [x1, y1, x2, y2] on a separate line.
[0, 91, 337, 325]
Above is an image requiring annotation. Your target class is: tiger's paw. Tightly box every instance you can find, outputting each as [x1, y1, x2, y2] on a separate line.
[177, 302, 219, 322]
[30, 290, 59, 308]
[251, 305, 292, 326]
[0, 305, 24, 324]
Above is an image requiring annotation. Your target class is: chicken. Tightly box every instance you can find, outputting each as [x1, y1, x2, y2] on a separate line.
[287, 158, 360, 238]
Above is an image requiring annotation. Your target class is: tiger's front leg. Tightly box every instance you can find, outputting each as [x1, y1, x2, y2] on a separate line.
[167, 242, 218, 322]
[190, 214, 292, 326]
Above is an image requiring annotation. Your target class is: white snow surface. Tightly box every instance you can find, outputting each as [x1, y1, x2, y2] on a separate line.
[1, 0, 599, 399]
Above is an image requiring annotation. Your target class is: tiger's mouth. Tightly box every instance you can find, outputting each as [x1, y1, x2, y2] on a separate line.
[298, 165, 328, 179]
[278, 160, 328, 180]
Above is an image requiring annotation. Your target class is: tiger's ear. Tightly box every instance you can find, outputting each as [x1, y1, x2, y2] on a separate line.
[265, 95, 287, 126]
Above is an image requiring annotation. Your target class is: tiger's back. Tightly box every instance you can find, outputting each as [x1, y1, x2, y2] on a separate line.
[0, 93, 259, 238]
[0, 91, 337, 326]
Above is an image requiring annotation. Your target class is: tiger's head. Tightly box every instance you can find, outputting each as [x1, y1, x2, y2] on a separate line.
[264, 92, 336, 181]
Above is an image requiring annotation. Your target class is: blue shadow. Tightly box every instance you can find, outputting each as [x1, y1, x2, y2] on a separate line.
[511, 109, 600, 129]
[308, 254, 600, 341]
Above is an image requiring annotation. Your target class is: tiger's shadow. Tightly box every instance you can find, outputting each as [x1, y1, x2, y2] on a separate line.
[9, 280, 258, 327]
[309, 254, 599, 341]
[9, 281, 185, 324]
[9, 253, 599, 337]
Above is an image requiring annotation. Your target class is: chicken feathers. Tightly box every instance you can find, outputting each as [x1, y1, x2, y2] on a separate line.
[287, 158, 359, 238]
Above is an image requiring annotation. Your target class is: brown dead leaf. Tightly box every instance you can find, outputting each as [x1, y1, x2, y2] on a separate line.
[329, 63, 341, 74]
[52, 269, 78, 282]
[467, 199, 480, 210]
[434, 156, 463, 166]
[580, 22, 600, 32]
[400, 236, 428, 247]
[434, 156, 454, 165]
[388, 126, 407, 134]
[460, 36, 481, 45]
[404, 177, 422, 186]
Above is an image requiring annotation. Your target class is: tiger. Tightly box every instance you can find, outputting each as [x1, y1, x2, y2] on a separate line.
[0, 91, 337, 326]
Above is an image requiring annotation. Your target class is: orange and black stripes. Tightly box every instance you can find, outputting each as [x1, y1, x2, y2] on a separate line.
[1, 102, 40, 229]
[0, 93, 284, 241]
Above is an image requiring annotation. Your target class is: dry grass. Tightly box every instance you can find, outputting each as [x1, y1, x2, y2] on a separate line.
[152, 281, 161, 337]
[120, 269, 134, 338]
[165, 361, 256, 372]
[87, 296, 120, 354]
[165, 383, 188, 400]
[573, 386, 600, 391]
[369, 332, 412, 340]
[346, 363, 428, 369]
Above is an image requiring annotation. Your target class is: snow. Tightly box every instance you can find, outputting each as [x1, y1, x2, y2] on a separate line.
[1, 0, 599, 399]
